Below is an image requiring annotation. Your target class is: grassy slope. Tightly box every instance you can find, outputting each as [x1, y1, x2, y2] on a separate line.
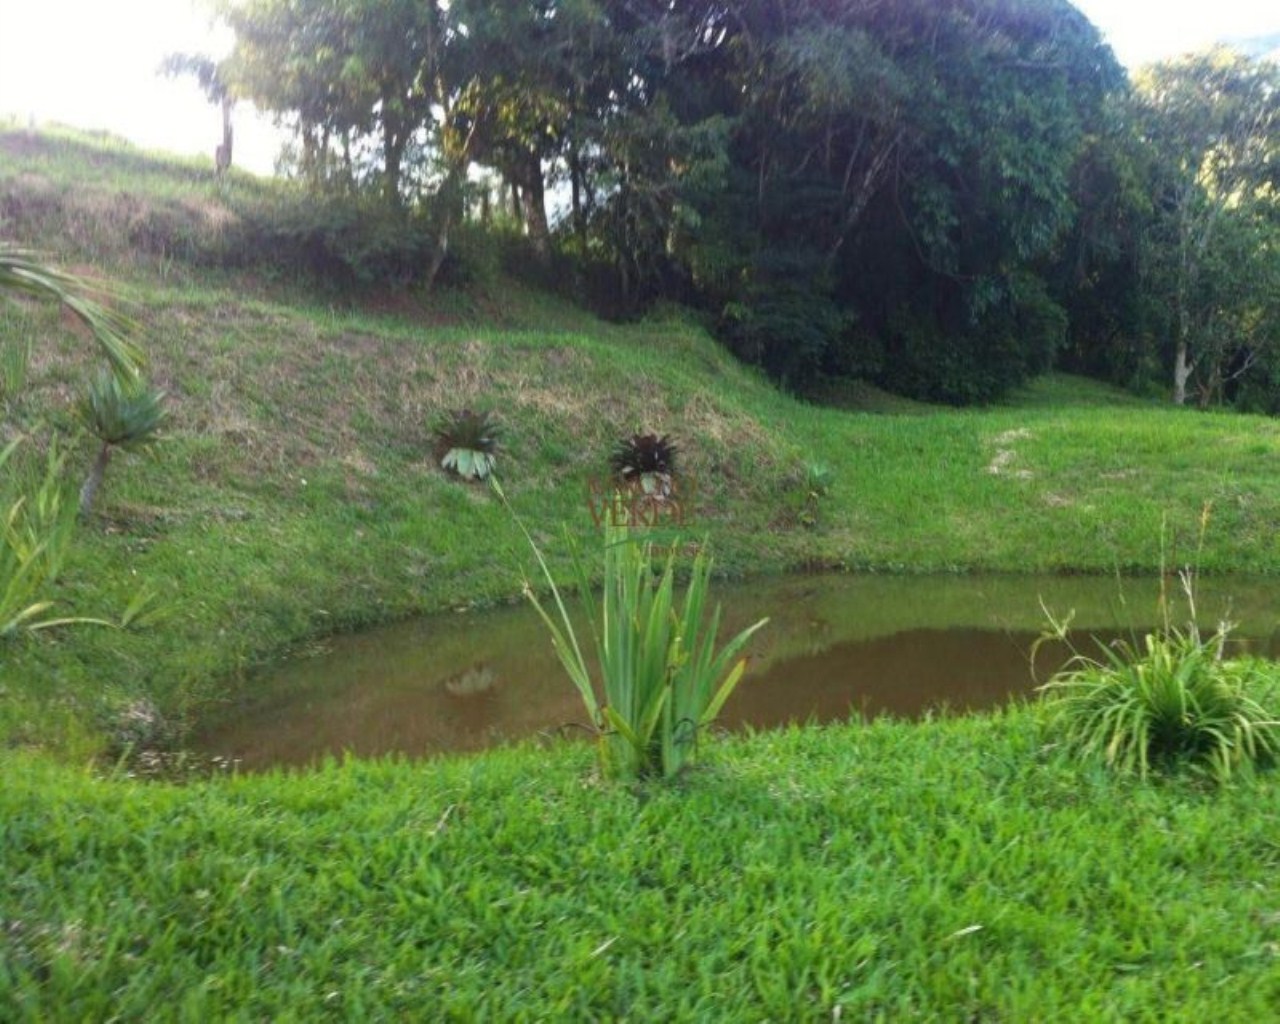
[5, 129, 1280, 752]
[3, 130, 1280, 1018]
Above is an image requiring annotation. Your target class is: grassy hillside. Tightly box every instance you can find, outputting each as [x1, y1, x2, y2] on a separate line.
[4, 127, 1280, 754]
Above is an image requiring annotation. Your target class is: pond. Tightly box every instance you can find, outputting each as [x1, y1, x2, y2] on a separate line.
[190, 573, 1280, 770]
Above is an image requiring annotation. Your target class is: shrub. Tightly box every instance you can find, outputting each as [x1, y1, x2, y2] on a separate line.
[1037, 575, 1280, 783]
[432, 409, 500, 482]
[504, 489, 767, 780]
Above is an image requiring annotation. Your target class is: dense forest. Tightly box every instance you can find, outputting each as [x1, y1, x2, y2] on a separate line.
[177, 0, 1280, 407]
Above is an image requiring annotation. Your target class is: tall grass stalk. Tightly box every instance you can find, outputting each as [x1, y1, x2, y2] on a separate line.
[499, 483, 767, 779]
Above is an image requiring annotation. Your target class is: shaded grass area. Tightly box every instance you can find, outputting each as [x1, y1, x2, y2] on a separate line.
[4, 710, 1280, 1020]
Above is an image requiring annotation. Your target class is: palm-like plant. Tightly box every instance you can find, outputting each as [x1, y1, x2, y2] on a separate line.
[77, 371, 167, 516]
[0, 244, 142, 380]
[433, 408, 501, 481]
[610, 433, 679, 495]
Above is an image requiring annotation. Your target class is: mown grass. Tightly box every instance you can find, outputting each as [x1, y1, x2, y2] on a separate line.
[4, 711, 1280, 1021]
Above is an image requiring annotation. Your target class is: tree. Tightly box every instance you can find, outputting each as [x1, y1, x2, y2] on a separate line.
[1133, 49, 1280, 405]
[216, 0, 442, 204]
[161, 53, 236, 175]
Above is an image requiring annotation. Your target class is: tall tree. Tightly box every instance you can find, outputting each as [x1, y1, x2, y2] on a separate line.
[1133, 49, 1280, 404]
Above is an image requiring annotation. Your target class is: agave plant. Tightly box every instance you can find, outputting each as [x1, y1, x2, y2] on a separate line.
[77, 370, 168, 516]
[433, 408, 501, 481]
[610, 433, 678, 495]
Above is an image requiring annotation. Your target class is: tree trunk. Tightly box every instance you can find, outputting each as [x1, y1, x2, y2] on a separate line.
[214, 97, 234, 176]
[569, 146, 586, 256]
[1173, 341, 1192, 406]
[221, 97, 233, 162]
[383, 125, 404, 209]
[424, 169, 465, 292]
[80, 444, 112, 517]
[516, 153, 550, 258]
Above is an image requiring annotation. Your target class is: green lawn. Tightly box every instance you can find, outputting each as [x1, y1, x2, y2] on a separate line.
[5, 712, 1280, 1021]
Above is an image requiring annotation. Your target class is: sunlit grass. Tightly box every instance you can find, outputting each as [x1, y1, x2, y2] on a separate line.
[4, 710, 1280, 1020]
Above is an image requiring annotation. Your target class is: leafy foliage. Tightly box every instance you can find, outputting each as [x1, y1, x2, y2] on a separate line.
[609, 433, 678, 486]
[1038, 577, 1280, 783]
[0, 243, 142, 380]
[433, 408, 500, 481]
[511, 507, 767, 781]
[77, 371, 167, 516]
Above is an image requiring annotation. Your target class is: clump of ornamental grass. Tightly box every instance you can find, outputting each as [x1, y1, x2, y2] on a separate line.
[497, 482, 766, 781]
[1036, 569, 1280, 784]
[433, 408, 500, 481]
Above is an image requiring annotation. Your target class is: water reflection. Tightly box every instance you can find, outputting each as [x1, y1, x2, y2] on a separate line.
[190, 573, 1280, 770]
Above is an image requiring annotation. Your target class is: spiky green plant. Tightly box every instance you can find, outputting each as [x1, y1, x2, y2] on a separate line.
[1, 437, 110, 638]
[433, 408, 500, 481]
[0, 243, 142, 380]
[1037, 575, 1280, 783]
[610, 433, 679, 497]
[500, 482, 767, 780]
[77, 370, 167, 516]
[611, 433, 678, 477]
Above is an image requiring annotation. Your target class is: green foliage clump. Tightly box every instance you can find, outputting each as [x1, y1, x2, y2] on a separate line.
[515, 512, 767, 781]
[433, 409, 500, 482]
[227, 195, 435, 288]
[77, 370, 167, 516]
[1038, 581, 1280, 784]
[0, 439, 96, 638]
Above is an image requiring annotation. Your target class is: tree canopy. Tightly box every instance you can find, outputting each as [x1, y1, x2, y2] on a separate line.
[200, 0, 1280, 408]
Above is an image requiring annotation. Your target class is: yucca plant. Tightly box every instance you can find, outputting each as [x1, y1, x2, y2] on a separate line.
[0, 243, 142, 380]
[433, 408, 500, 481]
[500, 482, 767, 780]
[77, 370, 168, 516]
[1037, 574, 1280, 783]
[610, 433, 678, 495]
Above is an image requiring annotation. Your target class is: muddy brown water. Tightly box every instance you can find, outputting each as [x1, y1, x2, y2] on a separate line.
[190, 574, 1280, 770]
